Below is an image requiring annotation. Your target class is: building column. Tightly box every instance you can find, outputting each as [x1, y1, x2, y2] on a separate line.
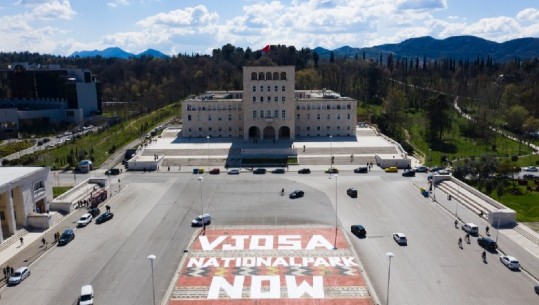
[6, 189, 16, 234]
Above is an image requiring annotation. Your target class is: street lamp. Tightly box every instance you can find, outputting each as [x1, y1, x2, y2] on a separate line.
[147, 254, 156, 305]
[329, 135, 333, 171]
[385, 252, 395, 305]
[329, 174, 338, 249]
[206, 136, 210, 173]
[198, 176, 205, 235]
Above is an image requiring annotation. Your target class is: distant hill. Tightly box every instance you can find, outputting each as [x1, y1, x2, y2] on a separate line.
[315, 36, 539, 62]
[70, 47, 169, 59]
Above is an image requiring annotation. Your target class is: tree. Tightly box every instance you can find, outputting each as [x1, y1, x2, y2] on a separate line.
[425, 94, 451, 142]
[505, 105, 529, 133]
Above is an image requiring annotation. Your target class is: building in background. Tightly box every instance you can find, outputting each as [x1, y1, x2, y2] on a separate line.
[0, 62, 102, 138]
[181, 66, 357, 141]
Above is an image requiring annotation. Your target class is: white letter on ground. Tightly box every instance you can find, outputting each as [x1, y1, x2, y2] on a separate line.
[285, 276, 324, 298]
[208, 276, 244, 299]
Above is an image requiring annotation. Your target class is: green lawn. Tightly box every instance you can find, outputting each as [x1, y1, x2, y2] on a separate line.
[492, 187, 539, 222]
[53, 186, 72, 198]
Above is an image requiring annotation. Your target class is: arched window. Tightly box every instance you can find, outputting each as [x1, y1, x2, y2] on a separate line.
[251, 72, 257, 80]
[258, 72, 265, 80]
[273, 72, 279, 80]
[266, 72, 272, 80]
[280, 72, 287, 80]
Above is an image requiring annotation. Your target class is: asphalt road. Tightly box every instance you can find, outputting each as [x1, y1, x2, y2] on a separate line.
[0, 169, 538, 305]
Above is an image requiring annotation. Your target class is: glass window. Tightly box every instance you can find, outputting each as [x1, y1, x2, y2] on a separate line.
[252, 96, 256, 102]
[297, 114, 300, 119]
[267, 86, 271, 91]
[260, 96, 264, 102]
[282, 96, 286, 102]
[187, 115, 191, 121]
[260, 110, 264, 118]
[266, 110, 271, 118]
[327, 114, 330, 119]
[260, 86, 264, 92]
[337, 114, 341, 119]
[253, 86, 256, 92]
[253, 111, 257, 119]
[274, 110, 278, 118]
[281, 110, 286, 119]
[208, 115, 212, 121]
[282, 85, 286, 92]
[317, 126, 320, 131]
[281, 72, 287, 80]
[228, 114, 232, 121]
[347, 113, 351, 119]
[275, 85, 278, 92]
[274, 96, 278, 102]
[317, 114, 320, 120]
[251, 72, 257, 80]
[258, 72, 265, 80]
[307, 113, 310, 120]
[266, 72, 272, 80]
[273, 72, 279, 80]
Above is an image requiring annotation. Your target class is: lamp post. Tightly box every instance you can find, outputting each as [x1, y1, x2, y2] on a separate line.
[329, 135, 333, 171]
[198, 176, 205, 235]
[206, 136, 210, 173]
[329, 174, 338, 249]
[147, 254, 156, 305]
[385, 252, 395, 305]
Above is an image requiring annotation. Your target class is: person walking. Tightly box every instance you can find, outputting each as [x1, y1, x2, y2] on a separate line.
[10, 267, 14, 275]
[3, 267, 7, 279]
[42, 237, 46, 247]
[458, 237, 463, 249]
[20, 237, 24, 246]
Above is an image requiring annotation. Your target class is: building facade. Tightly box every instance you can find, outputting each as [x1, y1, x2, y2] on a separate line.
[181, 66, 357, 140]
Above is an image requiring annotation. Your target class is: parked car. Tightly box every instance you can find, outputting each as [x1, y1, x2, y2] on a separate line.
[413, 166, 428, 173]
[347, 188, 358, 198]
[477, 236, 497, 250]
[354, 166, 368, 173]
[77, 213, 93, 227]
[298, 168, 311, 174]
[289, 190, 305, 199]
[105, 168, 120, 175]
[228, 168, 240, 175]
[58, 229, 75, 246]
[95, 212, 114, 224]
[8, 267, 30, 286]
[209, 168, 220, 175]
[385, 166, 398, 173]
[392, 233, 407, 245]
[535, 285, 539, 294]
[192, 213, 211, 227]
[523, 166, 538, 172]
[462, 223, 479, 235]
[271, 168, 285, 174]
[402, 170, 416, 177]
[253, 168, 267, 174]
[351, 225, 366, 237]
[500, 255, 520, 270]
[325, 168, 339, 174]
[523, 174, 537, 179]
[430, 166, 444, 172]
[88, 207, 100, 217]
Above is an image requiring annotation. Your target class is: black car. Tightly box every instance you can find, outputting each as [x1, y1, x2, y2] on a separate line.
[105, 168, 120, 175]
[325, 168, 339, 174]
[253, 168, 267, 174]
[477, 236, 497, 251]
[523, 174, 537, 179]
[271, 168, 285, 174]
[96, 211, 114, 224]
[351, 225, 366, 237]
[354, 166, 368, 173]
[298, 168, 311, 174]
[289, 190, 305, 199]
[402, 170, 416, 177]
[58, 229, 75, 246]
[347, 188, 358, 198]
[88, 207, 101, 217]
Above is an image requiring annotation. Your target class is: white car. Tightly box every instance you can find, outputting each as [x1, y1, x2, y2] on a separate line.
[228, 169, 240, 175]
[462, 223, 479, 235]
[523, 166, 538, 172]
[192, 213, 211, 227]
[500, 255, 520, 270]
[77, 213, 93, 227]
[392, 233, 407, 245]
[8, 267, 30, 285]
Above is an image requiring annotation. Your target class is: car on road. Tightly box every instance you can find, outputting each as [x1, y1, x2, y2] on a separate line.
[523, 166, 538, 172]
[351, 225, 366, 237]
[271, 168, 285, 174]
[500, 255, 520, 270]
[192, 213, 211, 227]
[79, 284, 95, 305]
[477, 236, 497, 251]
[77, 213, 93, 227]
[462, 223, 479, 235]
[95, 212, 114, 224]
[392, 232, 407, 245]
[347, 188, 358, 198]
[8, 267, 30, 286]
[535, 285, 539, 294]
[253, 168, 267, 174]
[325, 168, 339, 174]
[402, 170, 416, 177]
[58, 229, 75, 246]
[413, 166, 429, 173]
[298, 168, 311, 174]
[354, 166, 368, 173]
[105, 168, 120, 175]
[385, 166, 398, 173]
[523, 174, 537, 179]
[88, 207, 100, 217]
[209, 168, 220, 175]
[430, 166, 444, 172]
[289, 190, 305, 199]
[228, 168, 240, 175]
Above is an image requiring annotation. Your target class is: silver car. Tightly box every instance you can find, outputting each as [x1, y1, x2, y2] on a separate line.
[500, 255, 520, 270]
[8, 267, 30, 285]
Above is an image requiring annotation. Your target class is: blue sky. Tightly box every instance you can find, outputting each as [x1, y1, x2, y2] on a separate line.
[1, 0, 539, 56]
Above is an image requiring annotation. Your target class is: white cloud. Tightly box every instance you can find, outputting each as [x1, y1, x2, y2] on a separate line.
[32, 0, 76, 20]
[516, 8, 539, 21]
[397, 0, 447, 10]
[107, 0, 130, 8]
[137, 5, 218, 27]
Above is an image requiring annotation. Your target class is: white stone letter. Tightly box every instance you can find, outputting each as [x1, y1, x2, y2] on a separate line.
[200, 236, 227, 251]
[250, 275, 281, 299]
[250, 235, 273, 250]
[285, 276, 324, 298]
[305, 235, 333, 250]
[208, 276, 244, 299]
[278, 235, 301, 250]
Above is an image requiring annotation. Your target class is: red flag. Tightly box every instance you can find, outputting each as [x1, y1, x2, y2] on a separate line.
[262, 45, 270, 53]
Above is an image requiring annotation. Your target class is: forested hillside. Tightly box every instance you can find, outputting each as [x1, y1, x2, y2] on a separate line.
[1, 43, 538, 149]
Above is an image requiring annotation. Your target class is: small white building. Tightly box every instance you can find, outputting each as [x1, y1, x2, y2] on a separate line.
[0, 167, 52, 242]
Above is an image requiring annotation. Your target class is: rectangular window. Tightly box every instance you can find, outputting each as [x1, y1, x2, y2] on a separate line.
[275, 85, 278, 92]
[337, 114, 341, 119]
[208, 115, 212, 121]
[317, 126, 320, 131]
[260, 110, 264, 118]
[297, 114, 300, 119]
[261, 96, 264, 102]
[307, 114, 311, 120]
[274, 96, 278, 102]
[327, 114, 330, 119]
[281, 96, 286, 102]
[347, 113, 351, 119]
[228, 114, 232, 121]
[260, 86, 264, 92]
[253, 111, 257, 119]
[274, 110, 279, 118]
[252, 96, 256, 102]
[267, 86, 271, 91]
[268, 96, 271, 103]
[317, 114, 320, 120]
[281, 110, 286, 119]
[187, 115, 192, 121]
[266, 110, 271, 118]
[253, 86, 256, 92]
[282, 86, 286, 92]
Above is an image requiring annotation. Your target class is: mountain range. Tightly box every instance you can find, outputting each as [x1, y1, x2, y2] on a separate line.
[70, 35, 539, 62]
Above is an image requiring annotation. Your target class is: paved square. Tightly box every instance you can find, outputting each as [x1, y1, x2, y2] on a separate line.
[168, 227, 374, 305]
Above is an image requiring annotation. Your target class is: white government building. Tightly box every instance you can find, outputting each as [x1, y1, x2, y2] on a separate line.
[181, 66, 357, 140]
